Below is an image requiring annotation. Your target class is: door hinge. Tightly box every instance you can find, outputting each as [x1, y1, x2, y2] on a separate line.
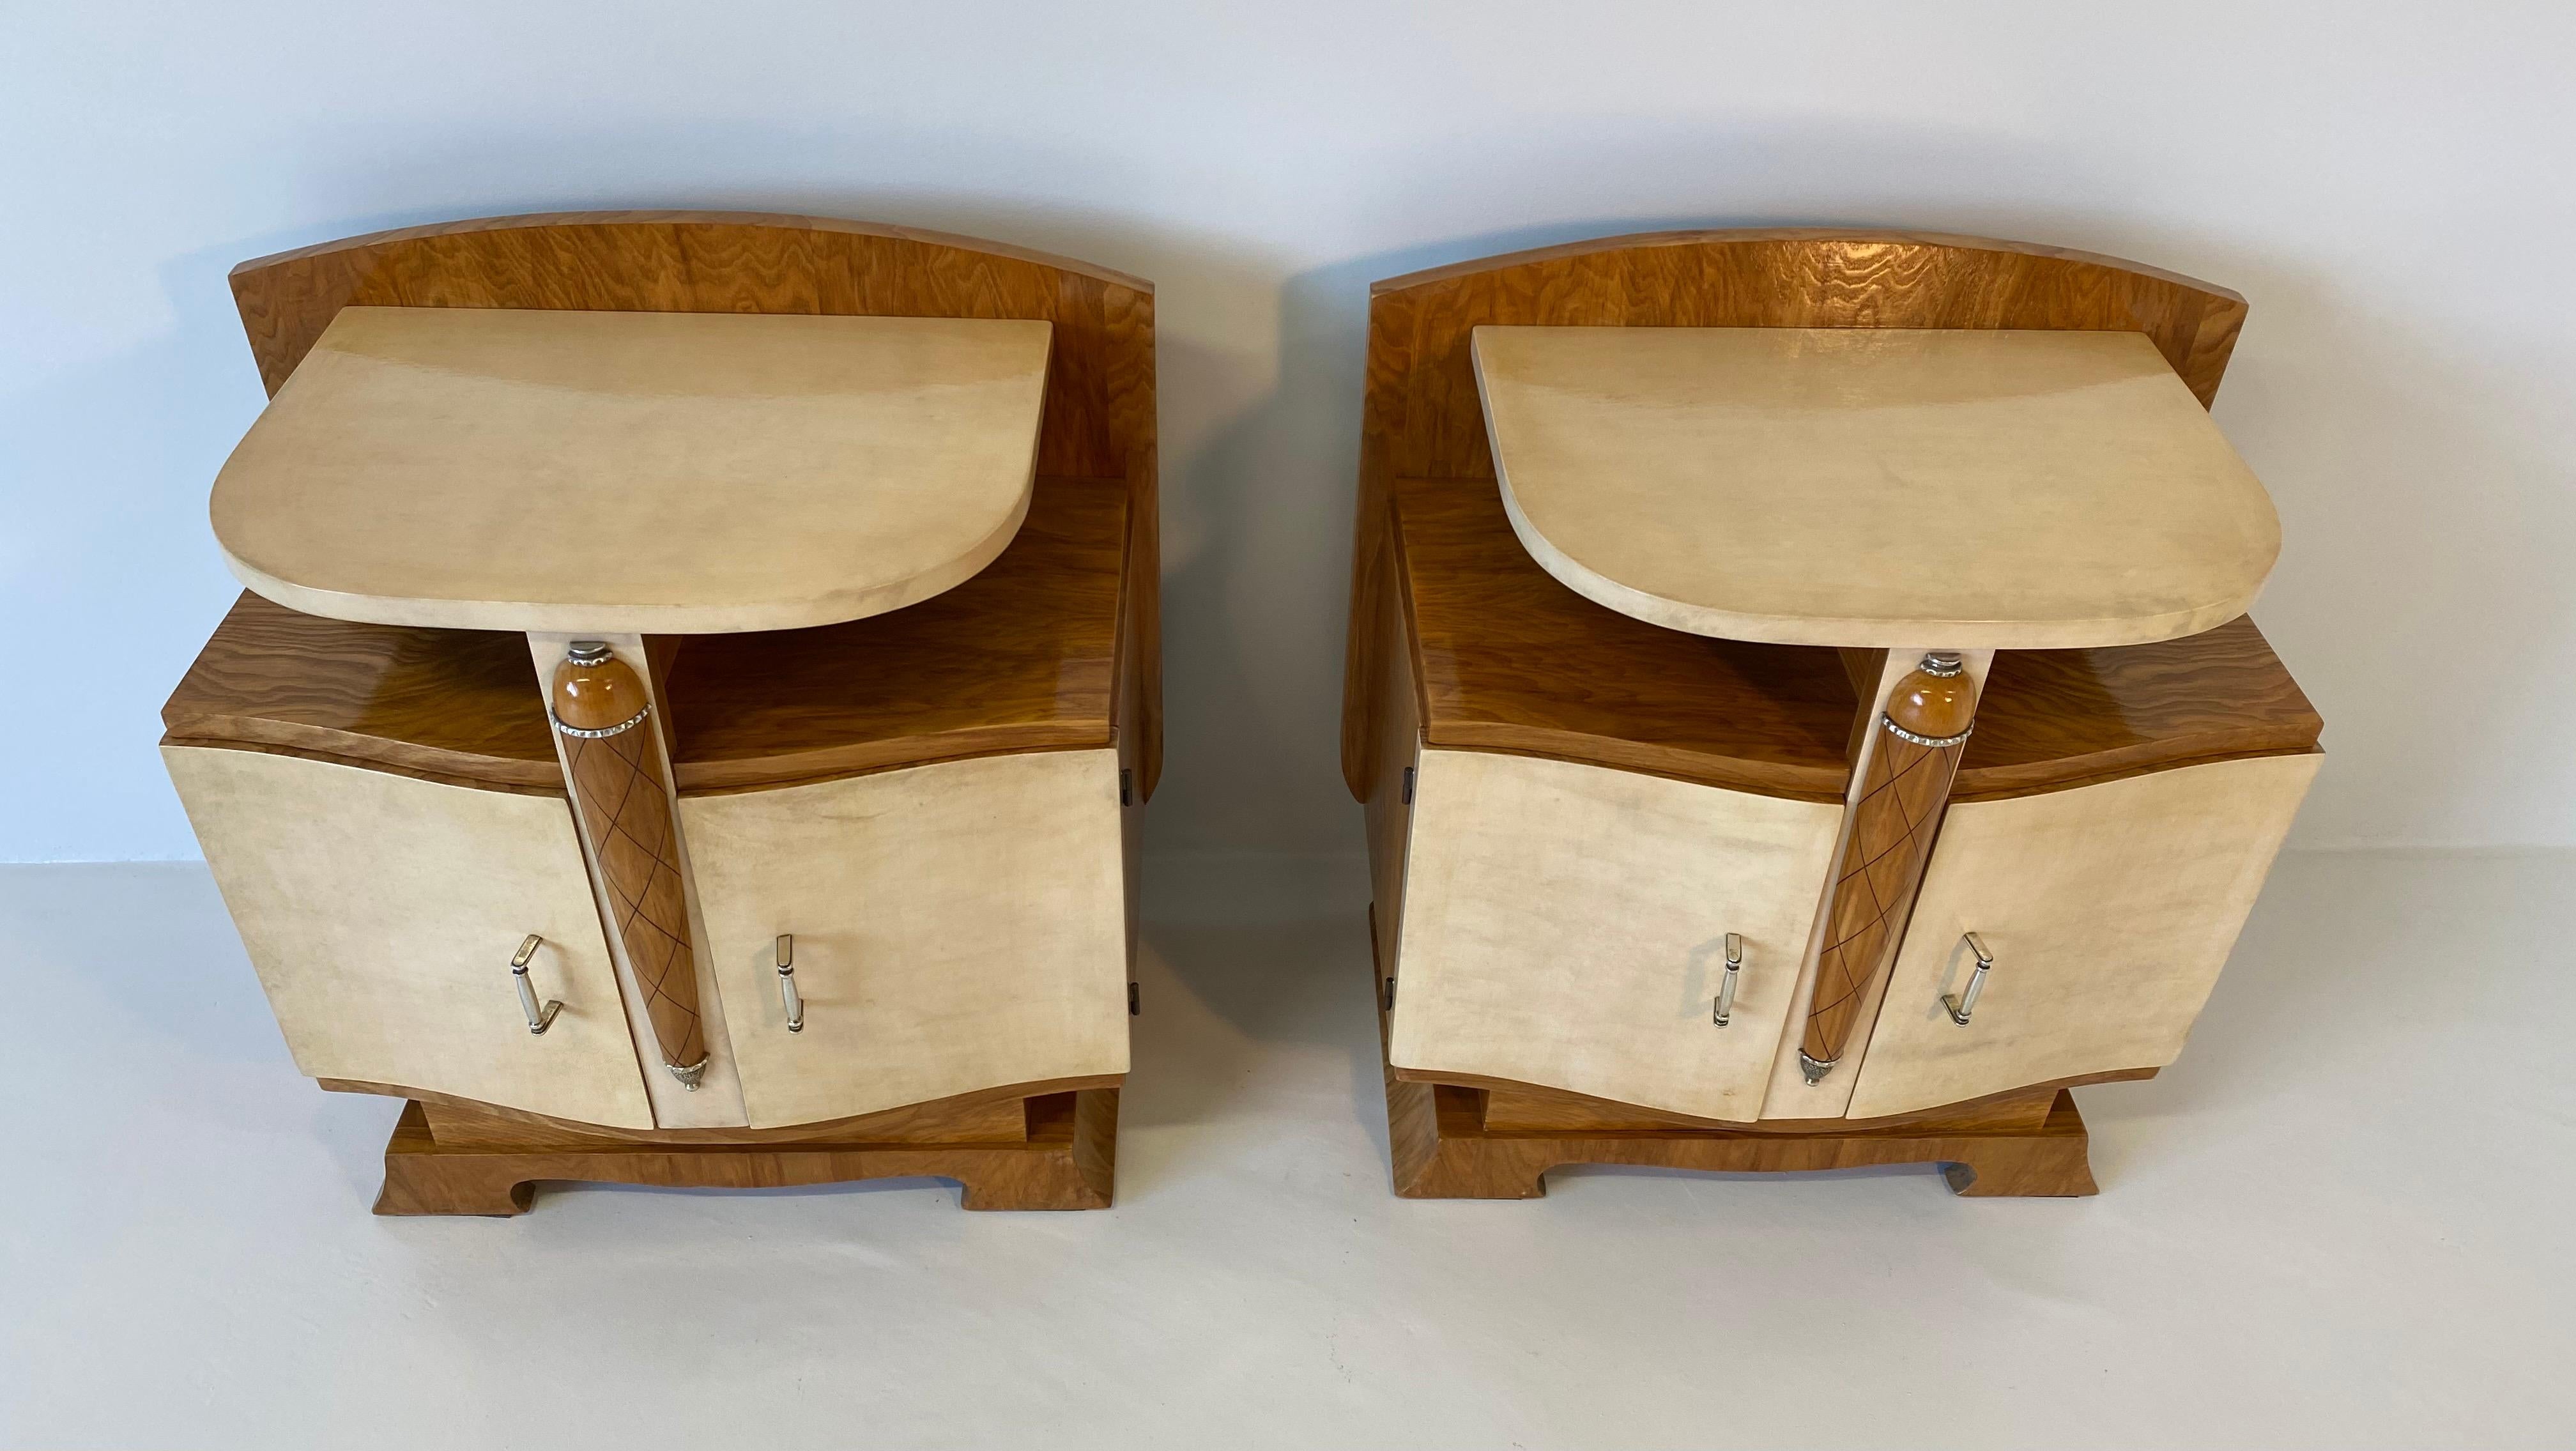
[1119, 767, 1133, 806]
[1402, 765, 1415, 805]
[1128, 981, 1141, 1016]
[1381, 976, 1397, 1011]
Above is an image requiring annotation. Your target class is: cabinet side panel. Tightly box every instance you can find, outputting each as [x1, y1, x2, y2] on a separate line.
[1365, 531, 1425, 967]
[163, 745, 653, 1128]
[682, 749, 1130, 1128]
[1390, 749, 1842, 1121]
[1847, 753, 2319, 1119]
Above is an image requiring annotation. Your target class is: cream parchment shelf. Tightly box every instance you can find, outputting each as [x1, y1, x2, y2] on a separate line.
[1351, 231, 2321, 1200]
[211, 306, 1054, 635]
[164, 213, 1159, 1216]
[1471, 326, 2281, 650]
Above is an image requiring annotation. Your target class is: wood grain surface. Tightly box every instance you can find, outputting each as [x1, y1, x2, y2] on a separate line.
[1469, 1075, 2154, 1135]
[1379, 478, 2316, 804]
[373, 1088, 1119, 1215]
[1393, 477, 1856, 801]
[162, 592, 559, 790]
[164, 479, 1130, 794]
[1344, 229, 2250, 799]
[319, 1072, 1123, 1146]
[667, 478, 1126, 792]
[1957, 617, 2323, 799]
[548, 648, 709, 1080]
[229, 211, 1160, 796]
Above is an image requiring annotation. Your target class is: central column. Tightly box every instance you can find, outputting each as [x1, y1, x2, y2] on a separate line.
[548, 640, 710, 1088]
[1796, 650, 1981, 1086]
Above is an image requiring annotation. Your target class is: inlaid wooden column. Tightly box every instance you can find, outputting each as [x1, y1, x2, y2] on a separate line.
[1797, 650, 1980, 1083]
[549, 640, 709, 1085]
[528, 633, 749, 1130]
[1763, 649, 1990, 1114]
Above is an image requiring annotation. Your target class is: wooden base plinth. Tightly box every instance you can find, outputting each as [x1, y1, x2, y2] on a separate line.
[1384, 1077, 2095, 1199]
[1373, 939, 2094, 1200]
[374, 1088, 1118, 1217]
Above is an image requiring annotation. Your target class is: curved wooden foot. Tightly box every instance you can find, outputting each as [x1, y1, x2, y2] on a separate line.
[376, 1106, 537, 1215]
[1936, 1094, 2097, 1196]
[372, 1091, 1118, 1217]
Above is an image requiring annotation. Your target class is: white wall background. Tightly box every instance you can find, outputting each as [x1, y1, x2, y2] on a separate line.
[4, 0, 2571, 863]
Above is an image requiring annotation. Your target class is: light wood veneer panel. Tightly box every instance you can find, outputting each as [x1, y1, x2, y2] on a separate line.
[163, 746, 652, 1128]
[1846, 752, 2320, 1119]
[1344, 228, 2250, 798]
[680, 749, 1130, 1129]
[1956, 617, 2322, 799]
[226, 210, 1162, 798]
[1381, 477, 2315, 804]
[667, 477, 1126, 792]
[1388, 749, 1843, 1122]
[1392, 477, 1856, 801]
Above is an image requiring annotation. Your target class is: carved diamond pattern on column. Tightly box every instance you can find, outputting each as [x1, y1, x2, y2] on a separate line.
[1800, 731, 1965, 1072]
[566, 723, 706, 1072]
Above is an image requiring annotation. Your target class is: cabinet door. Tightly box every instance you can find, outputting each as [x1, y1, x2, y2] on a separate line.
[1388, 748, 1844, 1122]
[164, 746, 652, 1128]
[1846, 753, 2319, 1119]
[679, 749, 1130, 1129]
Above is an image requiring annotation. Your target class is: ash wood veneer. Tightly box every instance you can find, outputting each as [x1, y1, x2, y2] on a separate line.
[1344, 228, 2248, 800]
[667, 478, 1126, 792]
[1797, 654, 1980, 1084]
[1392, 477, 1856, 801]
[172, 214, 1160, 1213]
[321, 1074, 1118, 1147]
[161, 592, 560, 791]
[1351, 229, 2316, 1197]
[165, 478, 1130, 794]
[548, 645, 710, 1084]
[375, 1089, 1119, 1215]
[230, 210, 1161, 796]
[1386, 477, 2318, 802]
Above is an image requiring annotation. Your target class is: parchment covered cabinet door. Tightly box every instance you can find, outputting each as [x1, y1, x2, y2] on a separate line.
[1388, 748, 1844, 1123]
[680, 749, 1131, 1130]
[1847, 753, 2319, 1120]
[164, 745, 651, 1128]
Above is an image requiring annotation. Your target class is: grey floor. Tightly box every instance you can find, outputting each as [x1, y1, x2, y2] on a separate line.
[2, 850, 2569, 1448]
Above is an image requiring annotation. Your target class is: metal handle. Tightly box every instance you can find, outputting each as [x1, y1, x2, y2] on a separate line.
[776, 934, 804, 1033]
[1945, 932, 1992, 1025]
[1713, 933, 1744, 1027]
[510, 934, 563, 1034]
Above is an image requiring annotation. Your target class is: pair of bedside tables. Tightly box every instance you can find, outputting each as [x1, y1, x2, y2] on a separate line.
[164, 215, 2317, 1215]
